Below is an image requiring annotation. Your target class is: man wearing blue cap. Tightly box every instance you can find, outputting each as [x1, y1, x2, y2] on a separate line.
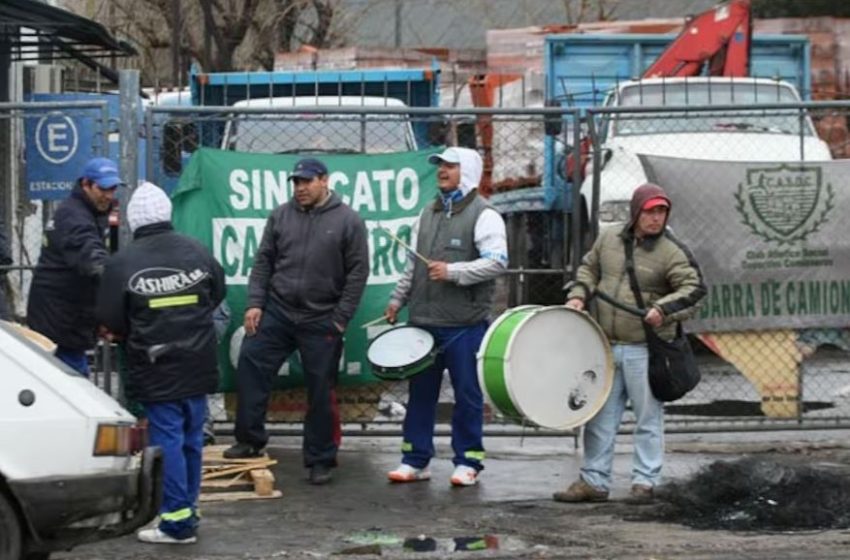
[27, 157, 122, 375]
[224, 157, 369, 486]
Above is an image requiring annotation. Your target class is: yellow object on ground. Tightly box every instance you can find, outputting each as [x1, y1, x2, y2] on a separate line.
[701, 330, 803, 418]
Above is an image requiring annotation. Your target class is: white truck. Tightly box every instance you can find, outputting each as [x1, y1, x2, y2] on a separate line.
[220, 95, 418, 154]
[582, 77, 833, 227]
[0, 321, 161, 560]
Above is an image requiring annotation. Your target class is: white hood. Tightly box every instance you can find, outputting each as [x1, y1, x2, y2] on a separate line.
[430, 147, 483, 196]
[456, 147, 483, 196]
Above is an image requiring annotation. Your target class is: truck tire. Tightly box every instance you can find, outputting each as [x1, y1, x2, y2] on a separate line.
[0, 490, 22, 560]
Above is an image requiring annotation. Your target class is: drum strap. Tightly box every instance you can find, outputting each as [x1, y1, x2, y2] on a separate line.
[623, 238, 685, 339]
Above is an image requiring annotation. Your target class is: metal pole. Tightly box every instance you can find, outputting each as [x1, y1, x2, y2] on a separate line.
[569, 109, 583, 278]
[119, 69, 140, 251]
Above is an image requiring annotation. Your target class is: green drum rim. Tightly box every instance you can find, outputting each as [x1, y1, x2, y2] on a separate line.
[479, 306, 539, 421]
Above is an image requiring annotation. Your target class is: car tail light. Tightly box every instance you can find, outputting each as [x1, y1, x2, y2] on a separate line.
[94, 423, 148, 456]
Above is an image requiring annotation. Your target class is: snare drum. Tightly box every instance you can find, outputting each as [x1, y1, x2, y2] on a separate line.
[367, 325, 436, 381]
[477, 306, 614, 430]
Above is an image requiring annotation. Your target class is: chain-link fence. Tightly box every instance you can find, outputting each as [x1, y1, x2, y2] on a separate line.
[5, 93, 850, 434]
[585, 96, 850, 430]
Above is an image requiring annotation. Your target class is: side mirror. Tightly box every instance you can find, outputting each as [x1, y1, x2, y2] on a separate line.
[544, 99, 563, 137]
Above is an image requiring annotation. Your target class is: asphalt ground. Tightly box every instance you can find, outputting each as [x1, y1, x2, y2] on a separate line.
[54, 429, 850, 560]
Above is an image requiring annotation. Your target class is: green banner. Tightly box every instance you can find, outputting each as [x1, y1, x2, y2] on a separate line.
[172, 147, 439, 390]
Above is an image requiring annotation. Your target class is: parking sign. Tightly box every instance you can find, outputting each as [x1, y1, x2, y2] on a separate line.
[24, 93, 109, 200]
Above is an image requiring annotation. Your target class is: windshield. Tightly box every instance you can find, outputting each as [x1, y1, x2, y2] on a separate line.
[613, 82, 813, 137]
[226, 114, 415, 154]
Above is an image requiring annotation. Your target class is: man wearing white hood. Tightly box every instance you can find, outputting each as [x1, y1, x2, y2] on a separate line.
[384, 147, 507, 486]
[96, 182, 225, 544]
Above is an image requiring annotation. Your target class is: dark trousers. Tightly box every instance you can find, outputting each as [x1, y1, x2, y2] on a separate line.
[401, 322, 488, 471]
[144, 395, 206, 539]
[234, 300, 343, 468]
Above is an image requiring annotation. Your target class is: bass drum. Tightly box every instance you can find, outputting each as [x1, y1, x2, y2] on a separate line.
[477, 305, 613, 430]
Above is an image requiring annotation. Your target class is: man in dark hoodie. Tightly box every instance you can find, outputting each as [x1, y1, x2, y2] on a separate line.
[224, 157, 369, 487]
[27, 157, 121, 375]
[97, 181, 225, 545]
[555, 183, 705, 505]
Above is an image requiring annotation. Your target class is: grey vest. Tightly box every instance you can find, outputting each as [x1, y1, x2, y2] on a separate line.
[408, 190, 494, 327]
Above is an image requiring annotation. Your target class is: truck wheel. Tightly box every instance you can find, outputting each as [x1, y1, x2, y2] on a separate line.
[0, 490, 22, 560]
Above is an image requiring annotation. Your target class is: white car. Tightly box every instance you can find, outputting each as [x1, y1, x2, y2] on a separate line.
[0, 321, 161, 560]
[582, 77, 833, 227]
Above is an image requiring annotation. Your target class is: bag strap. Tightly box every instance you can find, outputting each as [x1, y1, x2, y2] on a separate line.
[623, 236, 683, 339]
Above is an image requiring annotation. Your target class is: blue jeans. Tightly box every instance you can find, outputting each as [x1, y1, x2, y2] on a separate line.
[144, 396, 207, 539]
[580, 343, 664, 491]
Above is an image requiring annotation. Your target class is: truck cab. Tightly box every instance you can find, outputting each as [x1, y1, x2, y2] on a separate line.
[583, 77, 833, 227]
[220, 95, 418, 154]
[0, 321, 162, 559]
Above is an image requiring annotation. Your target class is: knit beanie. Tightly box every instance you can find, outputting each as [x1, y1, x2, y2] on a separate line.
[127, 182, 172, 232]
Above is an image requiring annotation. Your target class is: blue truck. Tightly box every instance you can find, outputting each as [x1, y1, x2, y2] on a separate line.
[152, 63, 441, 190]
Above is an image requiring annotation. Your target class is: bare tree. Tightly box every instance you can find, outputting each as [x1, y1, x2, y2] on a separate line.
[60, 0, 352, 84]
[561, 0, 618, 24]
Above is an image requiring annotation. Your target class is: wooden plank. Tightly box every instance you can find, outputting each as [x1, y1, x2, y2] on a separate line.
[199, 490, 282, 503]
[201, 459, 277, 481]
[250, 469, 275, 496]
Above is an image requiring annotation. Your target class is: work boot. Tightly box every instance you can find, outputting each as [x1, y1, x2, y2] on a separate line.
[309, 464, 333, 485]
[625, 484, 654, 504]
[552, 479, 609, 503]
[222, 442, 263, 459]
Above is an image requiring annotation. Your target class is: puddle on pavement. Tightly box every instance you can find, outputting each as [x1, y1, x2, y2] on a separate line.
[340, 530, 531, 555]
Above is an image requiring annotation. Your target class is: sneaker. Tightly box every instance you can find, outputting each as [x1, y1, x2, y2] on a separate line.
[222, 442, 263, 459]
[387, 463, 431, 483]
[137, 528, 196, 545]
[450, 465, 479, 487]
[552, 479, 609, 503]
[625, 484, 654, 504]
[309, 464, 333, 485]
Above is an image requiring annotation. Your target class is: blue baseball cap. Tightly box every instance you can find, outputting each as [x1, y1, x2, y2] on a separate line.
[81, 157, 123, 189]
[289, 158, 329, 181]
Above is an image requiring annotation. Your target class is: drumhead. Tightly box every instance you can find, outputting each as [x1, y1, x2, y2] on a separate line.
[367, 326, 434, 369]
[480, 306, 613, 430]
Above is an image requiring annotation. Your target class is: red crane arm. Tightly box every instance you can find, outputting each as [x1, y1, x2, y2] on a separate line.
[643, 0, 752, 78]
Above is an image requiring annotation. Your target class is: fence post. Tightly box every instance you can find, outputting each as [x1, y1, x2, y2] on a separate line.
[119, 69, 140, 251]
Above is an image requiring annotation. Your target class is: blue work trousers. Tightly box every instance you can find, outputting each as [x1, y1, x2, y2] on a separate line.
[143, 395, 207, 539]
[55, 346, 90, 377]
[401, 322, 487, 471]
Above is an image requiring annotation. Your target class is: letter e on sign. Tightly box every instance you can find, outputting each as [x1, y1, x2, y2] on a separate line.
[35, 112, 79, 164]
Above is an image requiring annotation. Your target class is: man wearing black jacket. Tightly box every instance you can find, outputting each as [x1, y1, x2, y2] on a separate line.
[224, 157, 369, 486]
[27, 157, 121, 374]
[97, 182, 225, 545]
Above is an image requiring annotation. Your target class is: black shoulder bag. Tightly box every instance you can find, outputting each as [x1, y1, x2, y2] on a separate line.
[623, 239, 700, 402]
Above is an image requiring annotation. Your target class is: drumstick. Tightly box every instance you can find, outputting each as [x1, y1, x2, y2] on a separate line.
[377, 223, 430, 266]
[360, 315, 389, 328]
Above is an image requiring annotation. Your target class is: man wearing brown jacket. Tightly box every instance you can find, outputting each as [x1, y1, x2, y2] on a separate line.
[554, 183, 706, 504]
